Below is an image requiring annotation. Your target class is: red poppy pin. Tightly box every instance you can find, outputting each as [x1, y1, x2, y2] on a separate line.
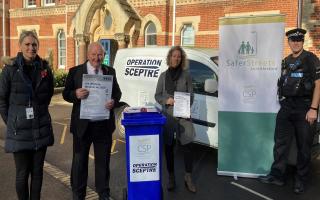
[41, 69, 48, 78]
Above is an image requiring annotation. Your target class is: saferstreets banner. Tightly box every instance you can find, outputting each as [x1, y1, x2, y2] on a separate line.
[218, 15, 285, 177]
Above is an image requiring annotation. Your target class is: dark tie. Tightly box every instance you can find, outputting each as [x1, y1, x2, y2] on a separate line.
[94, 68, 99, 74]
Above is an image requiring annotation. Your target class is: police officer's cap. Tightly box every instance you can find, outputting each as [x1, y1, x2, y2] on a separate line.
[285, 28, 306, 41]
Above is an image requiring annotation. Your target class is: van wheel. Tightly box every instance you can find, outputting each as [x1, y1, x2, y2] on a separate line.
[115, 105, 128, 139]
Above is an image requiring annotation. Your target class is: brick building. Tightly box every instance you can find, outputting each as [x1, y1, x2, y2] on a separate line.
[0, 0, 319, 69]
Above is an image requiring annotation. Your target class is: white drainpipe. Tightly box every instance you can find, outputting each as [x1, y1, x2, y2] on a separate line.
[172, 0, 176, 46]
[2, 0, 6, 56]
[65, 4, 68, 70]
[297, 0, 302, 28]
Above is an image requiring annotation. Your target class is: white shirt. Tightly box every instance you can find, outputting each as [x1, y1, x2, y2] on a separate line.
[86, 62, 102, 75]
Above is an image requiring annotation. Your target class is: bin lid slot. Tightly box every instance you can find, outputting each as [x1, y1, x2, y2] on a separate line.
[124, 106, 159, 113]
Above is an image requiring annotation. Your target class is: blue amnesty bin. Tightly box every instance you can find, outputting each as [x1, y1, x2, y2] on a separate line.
[121, 107, 166, 200]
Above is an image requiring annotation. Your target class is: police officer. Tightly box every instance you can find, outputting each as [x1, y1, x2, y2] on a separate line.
[259, 28, 320, 194]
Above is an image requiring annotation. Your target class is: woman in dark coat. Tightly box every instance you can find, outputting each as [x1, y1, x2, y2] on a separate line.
[155, 46, 196, 193]
[0, 30, 54, 200]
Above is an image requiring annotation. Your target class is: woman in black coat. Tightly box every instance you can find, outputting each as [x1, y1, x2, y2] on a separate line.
[0, 30, 54, 200]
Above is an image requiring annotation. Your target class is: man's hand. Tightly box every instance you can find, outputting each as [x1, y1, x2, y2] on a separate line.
[306, 109, 317, 124]
[105, 99, 115, 110]
[76, 88, 89, 99]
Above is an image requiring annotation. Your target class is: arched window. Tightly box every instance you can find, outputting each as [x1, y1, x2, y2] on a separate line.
[181, 24, 195, 47]
[57, 29, 66, 69]
[104, 12, 113, 30]
[145, 22, 157, 46]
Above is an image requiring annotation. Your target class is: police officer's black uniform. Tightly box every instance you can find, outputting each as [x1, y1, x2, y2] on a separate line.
[259, 28, 320, 194]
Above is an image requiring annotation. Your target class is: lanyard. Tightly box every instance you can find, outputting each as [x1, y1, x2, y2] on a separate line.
[18, 67, 34, 106]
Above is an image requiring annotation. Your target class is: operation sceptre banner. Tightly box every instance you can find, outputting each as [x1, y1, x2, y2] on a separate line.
[218, 15, 285, 177]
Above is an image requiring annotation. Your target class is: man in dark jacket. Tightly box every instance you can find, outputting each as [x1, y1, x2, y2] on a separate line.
[63, 42, 122, 200]
[259, 28, 320, 194]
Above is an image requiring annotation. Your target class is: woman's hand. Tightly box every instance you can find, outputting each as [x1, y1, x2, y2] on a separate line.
[166, 97, 174, 106]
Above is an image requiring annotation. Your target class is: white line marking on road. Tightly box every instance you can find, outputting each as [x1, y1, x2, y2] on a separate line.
[117, 139, 126, 143]
[49, 101, 72, 106]
[1, 135, 115, 199]
[43, 161, 101, 200]
[60, 125, 68, 144]
[53, 121, 67, 126]
[231, 182, 273, 200]
[111, 151, 119, 155]
[89, 150, 119, 159]
[52, 121, 68, 144]
[111, 140, 117, 153]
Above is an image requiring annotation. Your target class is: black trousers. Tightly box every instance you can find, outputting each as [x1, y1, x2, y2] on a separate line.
[165, 142, 193, 174]
[270, 105, 315, 182]
[71, 121, 112, 200]
[13, 148, 47, 200]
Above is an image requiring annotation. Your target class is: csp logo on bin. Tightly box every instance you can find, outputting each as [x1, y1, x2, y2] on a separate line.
[138, 144, 152, 153]
[135, 138, 154, 157]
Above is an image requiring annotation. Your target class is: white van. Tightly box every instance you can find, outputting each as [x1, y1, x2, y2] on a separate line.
[113, 47, 219, 148]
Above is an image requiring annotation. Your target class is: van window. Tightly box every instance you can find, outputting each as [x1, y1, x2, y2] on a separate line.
[189, 59, 218, 97]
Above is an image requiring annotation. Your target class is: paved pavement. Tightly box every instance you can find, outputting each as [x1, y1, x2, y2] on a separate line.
[0, 95, 107, 200]
[1, 94, 320, 200]
[0, 140, 72, 200]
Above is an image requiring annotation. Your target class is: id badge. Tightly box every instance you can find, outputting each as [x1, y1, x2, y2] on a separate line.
[26, 107, 34, 119]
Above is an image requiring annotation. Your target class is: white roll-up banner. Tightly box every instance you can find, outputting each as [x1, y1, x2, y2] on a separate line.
[218, 15, 285, 177]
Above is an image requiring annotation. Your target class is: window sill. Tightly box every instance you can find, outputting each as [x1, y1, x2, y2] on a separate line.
[25, 5, 37, 9]
[44, 3, 55, 7]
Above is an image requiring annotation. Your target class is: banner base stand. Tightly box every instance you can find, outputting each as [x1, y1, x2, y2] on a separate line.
[217, 171, 267, 179]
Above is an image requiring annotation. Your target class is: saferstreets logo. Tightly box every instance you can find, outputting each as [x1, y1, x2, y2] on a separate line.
[238, 31, 257, 58]
[225, 31, 276, 71]
[238, 40, 256, 57]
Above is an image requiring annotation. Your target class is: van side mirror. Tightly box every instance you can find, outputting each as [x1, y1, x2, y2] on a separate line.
[204, 79, 218, 93]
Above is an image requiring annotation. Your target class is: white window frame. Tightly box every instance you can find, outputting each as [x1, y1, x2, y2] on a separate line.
[43, 0, 55, 7]
[181, 24, 195, 47]
[144, 22, 157, 46]
[25, 0, 36, 8]
[57, 29, 66, 69]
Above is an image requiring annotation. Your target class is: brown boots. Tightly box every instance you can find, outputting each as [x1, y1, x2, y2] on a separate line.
[184, 173, 197, 193]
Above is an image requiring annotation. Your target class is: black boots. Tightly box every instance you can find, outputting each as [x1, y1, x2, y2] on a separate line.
[293, 179, 305, 194]
[167, 173, 176, 191]
[167, 172, 196, 193]
[258, 174, 285, 186]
